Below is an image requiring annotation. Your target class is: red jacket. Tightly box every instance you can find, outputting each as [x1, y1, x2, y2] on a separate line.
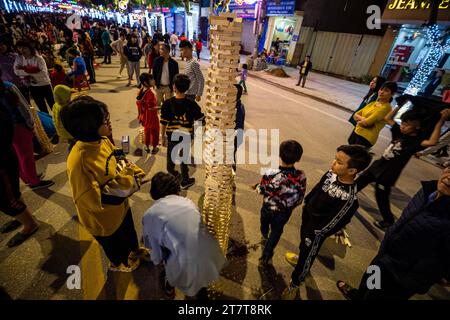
[195, 41, 202, 51]
[136, 88, 159, 128]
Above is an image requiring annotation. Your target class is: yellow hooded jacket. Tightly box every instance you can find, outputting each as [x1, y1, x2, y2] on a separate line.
[67, 138, 146, 236]
[53, 85, 74, 141]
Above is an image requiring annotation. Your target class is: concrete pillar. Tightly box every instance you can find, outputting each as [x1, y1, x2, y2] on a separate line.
[287, 11, 304, 64]
[264, 16, 276, 51]
[368, 25, 398, 76]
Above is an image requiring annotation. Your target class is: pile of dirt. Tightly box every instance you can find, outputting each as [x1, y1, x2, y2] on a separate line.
[266, 68, 290, 78]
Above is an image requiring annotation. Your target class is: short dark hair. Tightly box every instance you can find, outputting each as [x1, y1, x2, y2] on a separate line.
[280, 140, 303, 165]
[179, 39, 192, 49]
[242, 64, 248, 69]
[67, 48, 79, 56]
[400, 109, 424, 131]
[61, 96, 109, 142]
[380, 81, 398, 94]
[138, 72, 154, 88]
[150, 172, 180, 200]
[173, 74, 190, 93]
[54, 64, 64, 72]
[160, 42, 170, 52]
[16, 40, 36, 55]
[336, 145, 372, 173]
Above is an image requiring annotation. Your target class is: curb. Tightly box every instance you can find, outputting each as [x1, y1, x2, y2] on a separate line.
[248, 72, 355, 114]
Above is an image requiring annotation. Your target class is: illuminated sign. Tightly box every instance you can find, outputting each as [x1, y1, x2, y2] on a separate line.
[387, 0, 449, 10]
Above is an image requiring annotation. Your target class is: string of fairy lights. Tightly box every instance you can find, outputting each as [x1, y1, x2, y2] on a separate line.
[404, 24, 449, 96]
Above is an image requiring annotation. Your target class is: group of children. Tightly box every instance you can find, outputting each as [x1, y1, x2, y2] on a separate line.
[252, 101, 449, 299]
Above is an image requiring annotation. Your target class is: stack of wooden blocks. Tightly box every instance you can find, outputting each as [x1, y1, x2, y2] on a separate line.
[202, 12, 242, 254]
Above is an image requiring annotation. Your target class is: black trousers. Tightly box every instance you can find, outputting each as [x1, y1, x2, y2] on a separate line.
[291, 208, 348, 286]
[196, 50, 201, 60]
[29, 84, 55, 113]
[166, 134, 191, 183]
[348, 131, 373, 148]
[353, 257, 414, 300]
[94, 209, 139, 267]
[260, 206, 292, 260]
[103, 44, 112, 64]
[83, 55, 96, 82]
[297, 74, 307, 87]
[356, 171, 395, 223]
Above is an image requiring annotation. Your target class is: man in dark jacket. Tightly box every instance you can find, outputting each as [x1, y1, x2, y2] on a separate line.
[296, 55, 312, 88]
[153, 42, 179, 107]
[337, 166, 450, 300]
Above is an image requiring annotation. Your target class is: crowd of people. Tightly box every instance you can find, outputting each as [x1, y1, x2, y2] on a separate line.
[0, 9, 449, 301]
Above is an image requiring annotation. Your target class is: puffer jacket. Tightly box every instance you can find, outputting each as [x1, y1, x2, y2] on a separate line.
[378, 180, 450, 294]
[52, 85, 73, 140]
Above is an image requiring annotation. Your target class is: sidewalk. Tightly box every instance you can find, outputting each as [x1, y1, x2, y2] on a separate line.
[248, 65, 368, 113]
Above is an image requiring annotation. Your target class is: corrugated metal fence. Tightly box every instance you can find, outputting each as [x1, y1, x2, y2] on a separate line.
[297, 27, 382, 78]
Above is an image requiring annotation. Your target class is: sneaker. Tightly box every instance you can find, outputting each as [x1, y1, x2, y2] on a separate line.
[129, 247, 151, 263]
[285, 251, 299, 267]
[281, 282, 300, 300]
[117, 75, 122, 78]
[373, 220, 393, 232]
[109, 259, 140, 273]
[144, 146, 151, 153]
[126, 82, 131, 87]
[181, 178, 195, 190]
[151, 147, 159, 154]
[29, 180, 55, 190]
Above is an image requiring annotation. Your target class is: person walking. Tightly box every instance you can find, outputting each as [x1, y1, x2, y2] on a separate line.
[170, 32, 178, 57]
[296, 55, 312, 88]
[124, 34, 142, 87]
[237, 64, 248, 95]
[101, 26, 112, 64]
[195, 39, 202, 61]
[111, 33, 128, 78]
[152, 42, 179, 107]
[78, 33, 96, 84]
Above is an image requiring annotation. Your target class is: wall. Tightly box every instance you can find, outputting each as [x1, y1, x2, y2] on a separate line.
[368, 26, 398, 76]
[298, 29, 383, 78]
[287, 13, 304, 64]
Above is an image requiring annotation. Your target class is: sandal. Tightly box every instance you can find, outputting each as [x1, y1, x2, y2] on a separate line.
[0, 220, 22, 234]
[7, 227, 39, 247]
[336, 280, 357, 300]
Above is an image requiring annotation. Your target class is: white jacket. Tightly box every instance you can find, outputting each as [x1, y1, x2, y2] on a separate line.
[14, 55, 51, 87]
[142, 195, 227, 296]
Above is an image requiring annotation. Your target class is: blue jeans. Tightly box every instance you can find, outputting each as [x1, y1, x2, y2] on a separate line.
[260, 206, 292, 260]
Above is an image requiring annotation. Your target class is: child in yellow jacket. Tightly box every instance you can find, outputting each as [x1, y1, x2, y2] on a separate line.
[53, 85, 76, 150]
[61, 96, 148, 272]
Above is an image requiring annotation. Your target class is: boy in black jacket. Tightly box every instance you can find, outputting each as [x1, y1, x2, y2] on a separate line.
[124, 34, 142, 87]
[282, 145, 372, 300]
[356, 107, 450, 231]
[160, 74, 204, 190]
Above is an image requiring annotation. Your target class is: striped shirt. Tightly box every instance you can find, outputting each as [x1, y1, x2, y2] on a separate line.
[184, 58, 205, 97]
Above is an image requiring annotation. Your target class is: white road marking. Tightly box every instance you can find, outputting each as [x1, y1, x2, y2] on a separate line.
[249, 80, 390, 142]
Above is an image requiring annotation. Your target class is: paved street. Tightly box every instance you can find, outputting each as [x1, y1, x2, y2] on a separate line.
[0, 56, 448, 300]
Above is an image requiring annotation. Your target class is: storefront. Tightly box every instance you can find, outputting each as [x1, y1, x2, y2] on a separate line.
[229, 0, 258, 54]
[380, 0, 450, 97]
[261, 0, 303, 64]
